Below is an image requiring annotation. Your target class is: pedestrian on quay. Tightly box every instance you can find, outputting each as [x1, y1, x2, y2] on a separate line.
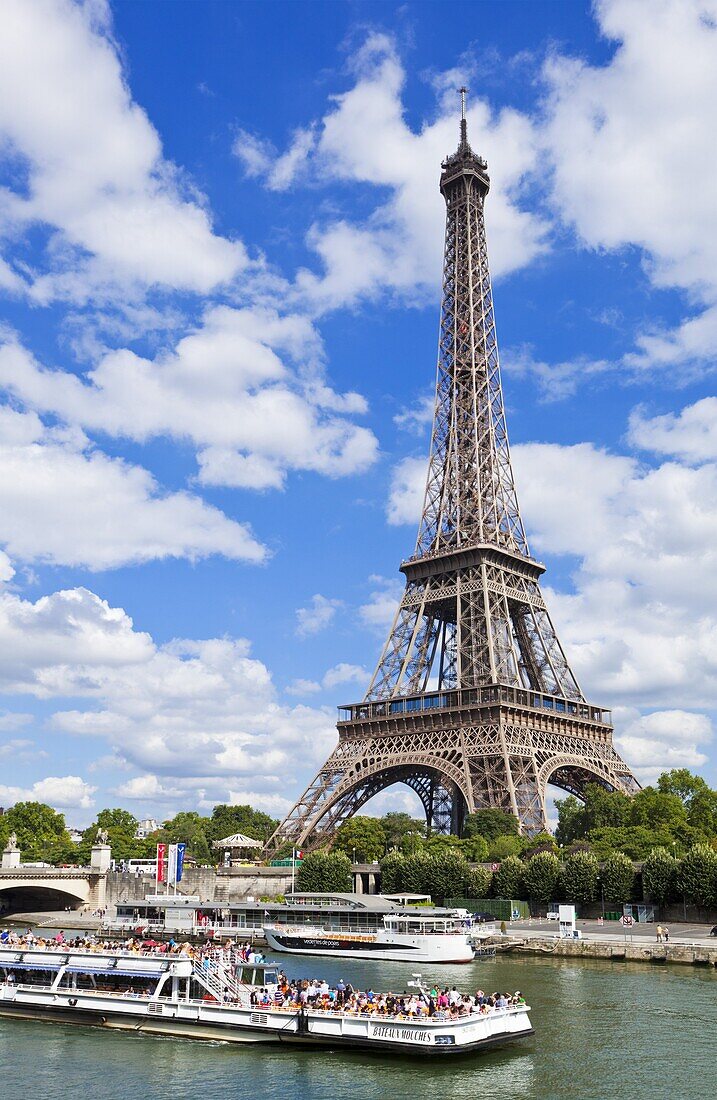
[664, 927, 669, 943]
[656, 924, 663, 943]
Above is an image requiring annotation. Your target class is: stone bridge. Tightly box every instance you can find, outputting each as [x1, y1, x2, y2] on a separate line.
[0, 867, 108, 915]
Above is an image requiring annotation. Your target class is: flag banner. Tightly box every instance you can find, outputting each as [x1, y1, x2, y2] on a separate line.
[167, 843, 178, 885]
[176, 842, 186, 882]
[156, 843, 166, 883]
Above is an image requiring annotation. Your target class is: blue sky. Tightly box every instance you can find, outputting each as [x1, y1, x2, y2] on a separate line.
[0, 0, 715, 825]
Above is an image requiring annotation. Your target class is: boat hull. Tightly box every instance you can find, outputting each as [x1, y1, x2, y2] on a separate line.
[263, 927, 474, 963]
[0, 989, 532, 1056]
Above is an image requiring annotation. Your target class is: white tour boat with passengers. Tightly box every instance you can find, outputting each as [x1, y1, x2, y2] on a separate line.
[0, 942, 533, 1056]
[264, 908, 476, 963]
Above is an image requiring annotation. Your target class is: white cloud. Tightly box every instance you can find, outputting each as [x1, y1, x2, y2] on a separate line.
[286, 662, 367, 698]
[0, 406, 266, 569]
[246, 34, 546, 313]
[321, 663, 368, 691]
[0, 774, 96, 810]
[543, 0, 717, 377]
[0, 309, 378, 491]
[358, 575, 403, 632]
[386, 456, 426, 526]
[512, 437, 717, 709]
[615, 710, 712, 782]
[0, 716, 32, 733]
[629, 397, 717, 463]
[0, 0, 245, 302]
[0, 580, 340, 815]
[394, 393, 435, 434]
[113, 775, 184, 802]
[285, 678, 322, 697]
[295, 594, 342, 638]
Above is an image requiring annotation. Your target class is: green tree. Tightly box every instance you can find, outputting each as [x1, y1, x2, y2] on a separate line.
[630, 787, 687, 831]
[676, 844, 717, 908]
[380, 813, 425, 849]
[521, 851, 561, 906]
[80, 807, 144, 863]
[488, 834, 524, 861]
[642, 847, 678, 906]
[0, 801, 70, 862]
[379, 851, 405, 893]
[401, 852, 433, 894]
[600, 852, 634, 904]
[296, 851, 352, 893]
[160, 811, 212, 864]
[422, 833, 464, 856]
[461, 834, 489, 863]
[399, 831, 425, 855]
[332, 817, 386, 863]
[555, 795, 588, 847]
[522, 831, 558, 858]
[657, 768, 708, 805]
[463, 865, 492, 900]
[207, 804, 277, 845]
[657, 770, 717, 836]
[426, 850, 468, 902]
[561, 851, 599, 905]
[492, 855, 524, 899]
[587, 826, 678, 861]
[463, 809, 518, 842]
[583, 785, 632, 831]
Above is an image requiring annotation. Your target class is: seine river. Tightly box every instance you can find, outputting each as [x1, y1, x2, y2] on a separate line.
[0, 954, 713, 1099]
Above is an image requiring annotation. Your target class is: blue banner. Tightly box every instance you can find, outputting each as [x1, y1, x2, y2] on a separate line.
[176, 842, 186, 882]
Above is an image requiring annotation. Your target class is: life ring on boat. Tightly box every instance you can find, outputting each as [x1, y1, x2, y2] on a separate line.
[68, 998, 78, 1007]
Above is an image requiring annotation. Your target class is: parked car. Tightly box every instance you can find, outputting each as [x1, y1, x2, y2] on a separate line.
[546, 909, 560, 920]
[710, 925, 717, 937]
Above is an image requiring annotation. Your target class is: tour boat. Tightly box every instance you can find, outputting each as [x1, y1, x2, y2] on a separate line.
[263, 910, 476, 963]
[0, 945, 533, 1055]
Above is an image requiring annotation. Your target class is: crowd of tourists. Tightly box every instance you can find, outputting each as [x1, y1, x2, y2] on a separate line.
[253, 975, 526, 1020]
[0, 928, 264, 964]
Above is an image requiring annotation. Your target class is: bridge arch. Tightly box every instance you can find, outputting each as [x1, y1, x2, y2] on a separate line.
[0, 878, 90, 916]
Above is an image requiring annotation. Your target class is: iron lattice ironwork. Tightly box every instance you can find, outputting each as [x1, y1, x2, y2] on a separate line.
[268, 94, 638, 853]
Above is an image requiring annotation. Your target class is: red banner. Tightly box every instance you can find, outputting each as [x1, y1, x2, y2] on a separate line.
[156, 842, 166, 883]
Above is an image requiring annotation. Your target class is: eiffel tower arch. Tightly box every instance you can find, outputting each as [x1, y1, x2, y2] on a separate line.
[267, 91, 638, 854]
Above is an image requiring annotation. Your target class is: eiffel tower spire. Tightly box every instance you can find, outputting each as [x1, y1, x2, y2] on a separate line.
[267, 92, 638, 853]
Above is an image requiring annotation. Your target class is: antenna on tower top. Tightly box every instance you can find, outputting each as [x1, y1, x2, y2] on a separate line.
[458, 86, 468, 146]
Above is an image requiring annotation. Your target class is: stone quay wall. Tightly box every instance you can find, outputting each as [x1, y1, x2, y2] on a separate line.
[106, 866, 294, 908]
[508, 937, 717, 969]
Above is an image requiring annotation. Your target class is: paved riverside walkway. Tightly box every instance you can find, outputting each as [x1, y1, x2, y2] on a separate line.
[508, 918, 716, 946]
[500, 919, 717, 967]
[2, 910, 103, 930]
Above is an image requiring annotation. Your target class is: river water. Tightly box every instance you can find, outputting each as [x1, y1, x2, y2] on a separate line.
[0, 954, 713, 1100]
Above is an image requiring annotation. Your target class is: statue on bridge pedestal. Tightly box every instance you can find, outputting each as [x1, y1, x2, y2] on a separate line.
[96, 828, 109, 846]
[2, 833, 20, 869]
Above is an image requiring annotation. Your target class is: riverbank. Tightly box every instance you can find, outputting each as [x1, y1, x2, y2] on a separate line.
[502, 935, 717, 968]
[4, 911, 103, 931]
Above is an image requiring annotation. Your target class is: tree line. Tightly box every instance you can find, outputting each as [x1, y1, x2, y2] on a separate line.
[0, 803, 278, 866]
[297, 842, 717, 911]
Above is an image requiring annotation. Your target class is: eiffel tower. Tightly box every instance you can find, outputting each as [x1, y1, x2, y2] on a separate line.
[268, 91, 638, 852]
